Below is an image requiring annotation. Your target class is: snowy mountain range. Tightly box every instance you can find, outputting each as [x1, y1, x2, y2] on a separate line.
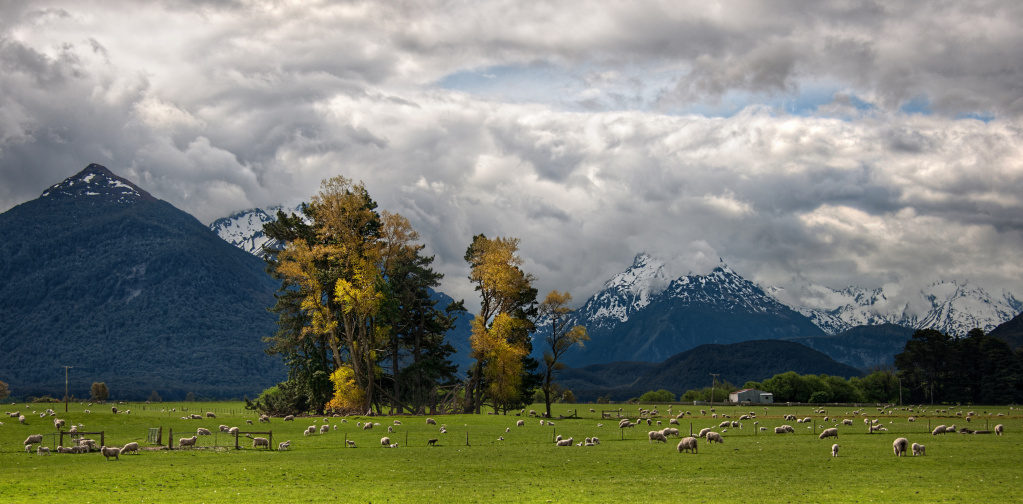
[211, 208, 1022, 344]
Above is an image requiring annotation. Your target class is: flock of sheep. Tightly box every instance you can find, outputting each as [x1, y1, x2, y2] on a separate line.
[3, 402, 1015, 461]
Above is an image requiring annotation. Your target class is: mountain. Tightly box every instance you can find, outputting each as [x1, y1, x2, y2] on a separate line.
[0, 164, 285, 400]
[556, 254, 827, 366]
[989, 311, 1023, 351]
[209, 205, 301, 257]
[782, 323, 916, 370]
[556, 340, 863, 402]
[792, 282, 1021, 336]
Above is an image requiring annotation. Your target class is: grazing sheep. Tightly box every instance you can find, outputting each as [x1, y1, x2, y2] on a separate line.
[219, 425, 229, 432]
[54, 418, 65, 429]
[381, 437, 391, 447]
[556, 437, 574, 447]
[719, 421, 730, 428]
[783, 425, 795, 433]
[317, 425, 328, 434]
[932, 425, 947, 435]
[120, 442, 139, 455]
[304, 426, 315, 436]
[995, 424, 1004, 436]
[363, 422, 373, 430]
[250, 437, 270, 448]
[529, 410, 537, 417]
[698, 428, 711, 438]
[648, 430, 668, 443]
[37, 446, 50, 455]
[246, 420, 253, 425]
[179, 436, 198, 448]
[18, 415, 25, 424]
[706, 432, 724, 444]
[893, 437, 909, 457]
[197, 428, 212, 436]
[908, 416, 915, 422]
[831, 444, 839, 457]
[228, 427, 240, 435]
[284, 415, 295, 421]
[24, 434, 43, 445]
[842, 419, 853, 426]
[56, 446, 73, 454]
[427, 439, 438, 446]
[912, 443, 926, 456]
[206, 412, 216, 418]
[100, 445, 120, 460]
[426, 418, 437, 425]
[111, 407, 118, 414]
[774, 427, 787, 434]
[555, 434, 563, 442]
[259, 414, 270, 423]
[663, 427, 680, 437]
[669, 418, 679, 425]
[516, 420, 525, 427]
[347, 440, 357, 448]
[677, 437, 698, 454]
[819, 428, 839, 440]
[278, 440, 291, 451]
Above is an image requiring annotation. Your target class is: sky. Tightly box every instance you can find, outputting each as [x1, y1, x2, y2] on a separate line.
[2, 0, 1022, 311]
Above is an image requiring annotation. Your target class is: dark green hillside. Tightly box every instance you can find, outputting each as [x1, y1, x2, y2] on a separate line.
[783, 323, 916, 370]
[989, 311, 1023, 351]
[0, 165, 284, 400]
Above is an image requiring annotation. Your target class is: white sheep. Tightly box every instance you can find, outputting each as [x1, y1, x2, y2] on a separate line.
[842, 419, 853, 426]
[831, 444, 839, 457]
[18, 414, 25, 424]
[228, 427, 240, 435]
[347, 440, 357, 448]
[932, 425, 947, 435]
[197, 428, 212, 436]
[37, 446, 50, 455]
[120, 442, 139, 455]
[706, 432, 724, 444]
[819, 428, 839, 440]
[677, 436, 698, 454]
[426, 418, 436, 425]
[912, 442, 925, 456]
[259, 414, 270, 423]
[393, 420, 402, 425]
[251, 437, 270, 448]
[363, 422, 373, 430]
[662, 427, 680, 437]
[179, 436, 198, 448]
[995, 424, 1004, 436]
[206, 412, 217, 418]
[24, 434, 43, 445]
[893, 437, 909, 457]
[698, 427, 711, 438]
[304, 426, 315, 436]
[381, 436, 391, 447]
[648, 430, 668, 443]
[556, 437, 574, 447]
[54, 418, 65, 429]
[100, 445, 120, 460]
[284, 415, 295, 421]
[774, 427, 787, 434]
[516, 420, 525, 427]
[320, 425, 330, 434]
[219, 425, 229, 432]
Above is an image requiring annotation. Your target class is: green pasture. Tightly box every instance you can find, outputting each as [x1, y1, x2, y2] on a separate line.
[1, 401, 1020, 503]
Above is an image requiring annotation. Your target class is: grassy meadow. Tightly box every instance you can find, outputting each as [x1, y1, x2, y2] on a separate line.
[1, 401, 1020, 503]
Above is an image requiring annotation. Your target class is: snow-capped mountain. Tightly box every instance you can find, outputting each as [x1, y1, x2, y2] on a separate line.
[576, 253, 670, 329]
[40, 163, 154, 204]
[792, 282, 1022, 336]
[209, 205, 299, 256]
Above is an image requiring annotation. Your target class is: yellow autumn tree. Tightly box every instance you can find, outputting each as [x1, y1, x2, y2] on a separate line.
[325, 366, 365, 414]
[538, 290, 588, 418]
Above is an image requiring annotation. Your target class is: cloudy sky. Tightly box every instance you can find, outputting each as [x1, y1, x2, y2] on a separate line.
[2, 0, 1022, 310]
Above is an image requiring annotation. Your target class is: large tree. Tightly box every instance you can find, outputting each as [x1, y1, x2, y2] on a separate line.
[463, 234, 538, 414]
[537, 290, 588, 418]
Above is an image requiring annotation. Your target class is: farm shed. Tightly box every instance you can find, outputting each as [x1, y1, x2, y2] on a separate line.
[730, 388, 773, 404]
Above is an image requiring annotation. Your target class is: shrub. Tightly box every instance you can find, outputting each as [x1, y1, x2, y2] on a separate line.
[91, 382, 109, 402]
[640, 389, 676, 403]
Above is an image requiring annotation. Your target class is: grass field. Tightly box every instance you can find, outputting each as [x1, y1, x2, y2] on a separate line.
[1, 401, 1020, 503]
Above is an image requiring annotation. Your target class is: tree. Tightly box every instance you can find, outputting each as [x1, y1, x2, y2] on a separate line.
[639, 389, 675, 403]
[90, 382, 109, 402]
[463, 234, 538, 413]
[147, 390, 162, 402]
[537, 290, 588, 418]
[0, 379, 9, 401]
[895, 329, 953, 404]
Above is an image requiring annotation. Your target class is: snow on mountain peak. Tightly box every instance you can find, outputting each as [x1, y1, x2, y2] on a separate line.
[40, 163, 152, 204]
[209, 205, 301, 257]
[579, 253, 670, 326]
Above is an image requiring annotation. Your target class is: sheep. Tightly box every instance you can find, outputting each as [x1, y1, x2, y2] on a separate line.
[249, 437, 270, 449]
[912, 443, 926, 456]
[219, 424, 230, 432]
[893, 437, 909, 457]
[555, 434, 563, 442]
[995, 424, 1004, 436]
[426, 418, 437, 425]
[908, 416, 915, 422]
[284, 415, 295, 421]
[556, 437, 574, 447]
[932, 425, 947, 435]
[320, 425, 330, 434]
[111, 407, 118, 414]
[304, 426, 315, 436]
[206, 412, 217, 418]
[259, 414, 270, 423]
[819, 428, 839, 440]
[439, 427, 447, 434]
[706, 432, 724, 444]
[783, 425, 795, 433]
[347, 440, 357, 448]
[120, 442, 139, 455]
[774, 427, 787, 434]
[677, 436, 698, 454]
[516, 419, 525, 427]
[197, 428, 212, 436]
[529, 410, 537, 417]
[698, 427, 712, 438]
[426, 439, 438, 446]
[37, 446, 50, 456]
[381, 437, 391, 447]
[278, 440, 291, 451]
[18, 414, 25, 424]
[54, 418, 65, 429]
[179, 436, 198, 448]
[363, 422, 373, 430]
[228, 427, 240, 435]
[842, 419, 854, 426]
[831, 444, 839, 457]
[669, 418, 679, 425]
[662, 427, 680, 437]
[719, 421, 730, 428]
[246, 420, 253, 425]
[648, 430, 668, 443]
[100, 445, 120, 460]
[57, 446, 73, 454]
[24, 434, 43, 445]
